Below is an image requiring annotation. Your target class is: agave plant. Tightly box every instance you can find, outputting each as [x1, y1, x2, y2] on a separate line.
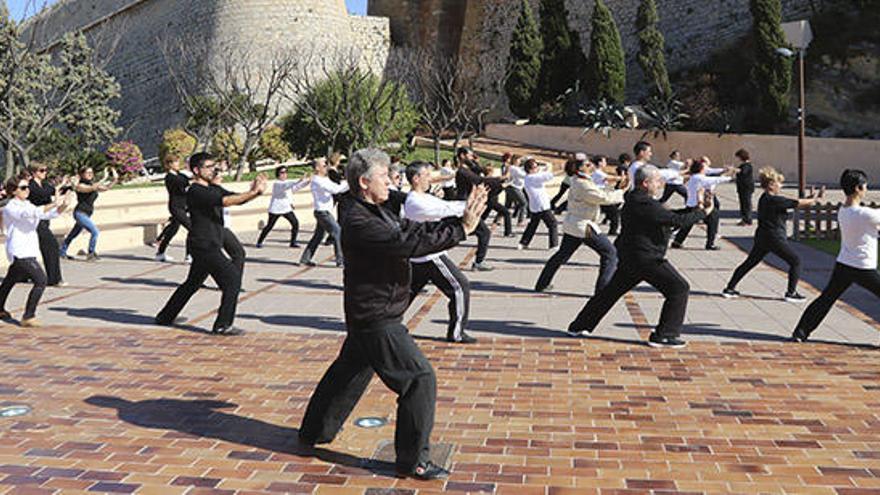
[641, 91, 689, 140]
[579, 99, 636, 138]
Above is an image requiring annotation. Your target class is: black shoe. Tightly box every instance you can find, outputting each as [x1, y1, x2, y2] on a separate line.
[721, 288, 740, 299]
[534, 284, 553, 293]
[397, 461, 450, 480]
[784, 292, 807, 303]
[290, 243, 301, 248]
[647, 333, 687, 349]
[300, 260, 317, 267]
[705, 245, 721, 251]
[449, 332, 477, 344]
[670, 242, 683, 249]
[790, 328, 808, 343]
[212, 326, 246, 336]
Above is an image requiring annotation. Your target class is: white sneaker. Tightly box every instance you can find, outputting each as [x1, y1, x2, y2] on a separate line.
[184, 255, 192, 264]
[517, 244, 526, 251]
[156, 253, 174, 262]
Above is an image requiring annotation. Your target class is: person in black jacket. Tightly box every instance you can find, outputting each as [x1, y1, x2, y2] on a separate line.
[155, 153, 266, 335]
[567, 165, 714, 348]
[28, 164, 69, 286]
[734, 149, 755, 226]
[155, 154, 191, 262]
[299, 148, 488, 481]
[454, 147, 505, 271]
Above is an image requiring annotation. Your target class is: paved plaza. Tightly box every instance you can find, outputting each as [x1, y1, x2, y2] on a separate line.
[0, 188, 878, 494]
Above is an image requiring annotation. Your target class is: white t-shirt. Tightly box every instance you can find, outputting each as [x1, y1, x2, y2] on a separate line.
[591, 169, 608, 188]
[837, 205, 880, 270]
[268, 179, 309, 215]
[628, 160, 647, 190]
[311, 175, 349, 213]
[686, 174, 732, 207]
[524, 171, 554, 213]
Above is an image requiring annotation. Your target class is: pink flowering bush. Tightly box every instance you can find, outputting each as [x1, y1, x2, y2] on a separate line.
[106, 141, 145, 180]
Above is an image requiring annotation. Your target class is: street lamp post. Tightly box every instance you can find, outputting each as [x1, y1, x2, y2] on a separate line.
[779, 20, 813, 198]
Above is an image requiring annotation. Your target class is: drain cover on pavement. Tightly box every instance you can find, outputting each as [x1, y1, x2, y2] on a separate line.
[371, 440, 454, 469]
[0, 405, 31, 418]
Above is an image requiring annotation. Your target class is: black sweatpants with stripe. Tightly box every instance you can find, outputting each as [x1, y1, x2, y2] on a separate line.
[409, 254, 470, 341]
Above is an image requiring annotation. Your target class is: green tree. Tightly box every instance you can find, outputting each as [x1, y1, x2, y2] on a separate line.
[537, 0, 586, 105]
[210, 129, 244, 168]
[584, 0, 627, 104]
[636, 0, 671, 98]
[158, 128, 197, 163]
[749, 0, 792, 128]
[505, 0, 543, 118]
[250, 124, 292, 163]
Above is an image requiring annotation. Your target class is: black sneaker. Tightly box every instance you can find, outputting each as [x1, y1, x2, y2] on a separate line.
[670, 242, 683, 249]
[212, 326, 246, 336]
[300, 260, 317, 267]
[449, 332, 477, 344]
[784, 292, 807, 303]
[721, 288, 740, 299]
[647, 333, 687, 349]
[396, 461, 450, 480]
[790, 328, 808, 343]
[534, 284, 554, 293]
[705, 245, 721, 251]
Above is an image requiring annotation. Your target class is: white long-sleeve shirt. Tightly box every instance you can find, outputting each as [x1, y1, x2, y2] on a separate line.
[524, 171, 554, 212]
[404, 191, 466, 263]
[268, 178, 310, 215]
[3, 198, 59, 261]
[664, 160, 685, 185]
[508, 166, 527, 190]
[686, 173, 732, 207]
[310, 176, 349, 213]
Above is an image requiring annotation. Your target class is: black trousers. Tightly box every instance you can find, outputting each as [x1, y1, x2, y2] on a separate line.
[727, 234, 800, 294]
[550, 182, 569, 211]
[156, 247, 241, 330]
[299, 322, 436, 472]
[257, 211, 299, 247]
[659, 183, 688, 204]
[796, 262, 880, 337]
[157, 208, 191, 255]
[737, 187, 754, 224]
[536, 232, 618, 294]
[301, 211, 343, 265]
[37, 220, 62, 285]
[673, 199, 720, 248]
[483, 195, 512, 236]
[223, 228, 245, 279]
[520, 210, 558, 248]
[0, 257, 47, 319]
[505, 187, 527, 224]
[601, 204, 621, 234]
[410, 255, 470, 341]
[473, 219, 491, 264]
[568, 257, 690, 339]
[442, 186, 457, 201]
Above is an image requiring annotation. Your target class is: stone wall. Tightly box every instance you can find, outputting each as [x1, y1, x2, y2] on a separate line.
[371, 0, 815, 109]
[22, 0, 390, 157]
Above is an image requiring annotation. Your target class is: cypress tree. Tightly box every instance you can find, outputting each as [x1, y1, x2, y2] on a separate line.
[505, 0, 543, 118]
[636, 0, 671, 98]
[537, 0, 586, 104]
[750, 0, 792, 127]
[584, 0, 626, 104]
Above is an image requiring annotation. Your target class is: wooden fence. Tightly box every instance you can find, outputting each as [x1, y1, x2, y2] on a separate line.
[794, 201, 879, 241]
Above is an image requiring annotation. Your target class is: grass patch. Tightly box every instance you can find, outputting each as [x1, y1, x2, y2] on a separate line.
[801, 238, 880, 272]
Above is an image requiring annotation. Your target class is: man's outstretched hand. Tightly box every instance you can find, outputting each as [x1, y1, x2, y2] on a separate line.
[462, 185, 489, 234]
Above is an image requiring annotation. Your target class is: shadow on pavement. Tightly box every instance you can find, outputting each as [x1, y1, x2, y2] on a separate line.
[84, 396, 396, 477]
[257, 279, 343, 291]
[101, 277, 179, 288]
[49, 307, 158, 326]
[442, 319, 561, 338]
[614, 322, 789, 342]
[238, 314, 345, 332]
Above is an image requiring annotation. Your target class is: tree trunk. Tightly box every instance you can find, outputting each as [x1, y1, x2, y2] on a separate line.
[235, 136, 258, 181]
[3, 146, 13, 181]
[433, 136, 441, 165]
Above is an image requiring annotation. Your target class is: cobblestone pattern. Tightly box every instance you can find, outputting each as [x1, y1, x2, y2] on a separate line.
[0, 325, 880, 494]
[21, 0, 390, 157]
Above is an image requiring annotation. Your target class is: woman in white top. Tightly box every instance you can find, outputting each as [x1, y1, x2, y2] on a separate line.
[793, 169, 880, 342]
[518, 158, 559, 250]
[300, 158, 350, 267]
[256, 165, 310, 249]
[672, 157, 735, 250]
[501, 153, 528, 225]
[0, 175, 70, 327]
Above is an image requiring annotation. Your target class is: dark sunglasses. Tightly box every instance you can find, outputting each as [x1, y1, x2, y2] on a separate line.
[37, 168, 48, 172]
[18, 185, 29, 191]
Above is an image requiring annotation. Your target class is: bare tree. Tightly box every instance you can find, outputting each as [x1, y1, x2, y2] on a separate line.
[160, 36, 298, 179]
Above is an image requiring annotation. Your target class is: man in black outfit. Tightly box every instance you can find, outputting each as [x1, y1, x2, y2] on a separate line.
[155, 153, 266, 335]
[27, 164, 67, 286]
[299, 148, 488, 480]
[734, 149, 755, 226]
[155, 154, 191, 262]
[454, 147, 505, 271]
[567, 165, 714, 348]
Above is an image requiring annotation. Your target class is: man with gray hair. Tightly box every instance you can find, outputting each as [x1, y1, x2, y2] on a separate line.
[299, 149, 489, 480]
[567, 165, 714, 348]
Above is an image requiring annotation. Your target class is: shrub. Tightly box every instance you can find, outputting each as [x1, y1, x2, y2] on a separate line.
[106, 141, 145, 179]
[250, 125, 292, 163]
[210, 130, 243, 168]
[158, 128, 197, 164]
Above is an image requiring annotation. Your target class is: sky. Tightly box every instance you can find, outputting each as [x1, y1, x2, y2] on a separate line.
[7, 0, 369, 21]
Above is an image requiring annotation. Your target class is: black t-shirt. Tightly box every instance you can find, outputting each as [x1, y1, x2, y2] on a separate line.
[28, 179, 55, 207]
[736, 162, 755, 190]
[75, 179, 99, 215]
[164, 172, 190, 212]
[186, 183, 232, 251]
[757, 192, 799, 238]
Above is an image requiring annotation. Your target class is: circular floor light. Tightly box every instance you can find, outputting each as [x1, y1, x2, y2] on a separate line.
[0, 405, 32, 418]
[354, 417, 388, 429]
